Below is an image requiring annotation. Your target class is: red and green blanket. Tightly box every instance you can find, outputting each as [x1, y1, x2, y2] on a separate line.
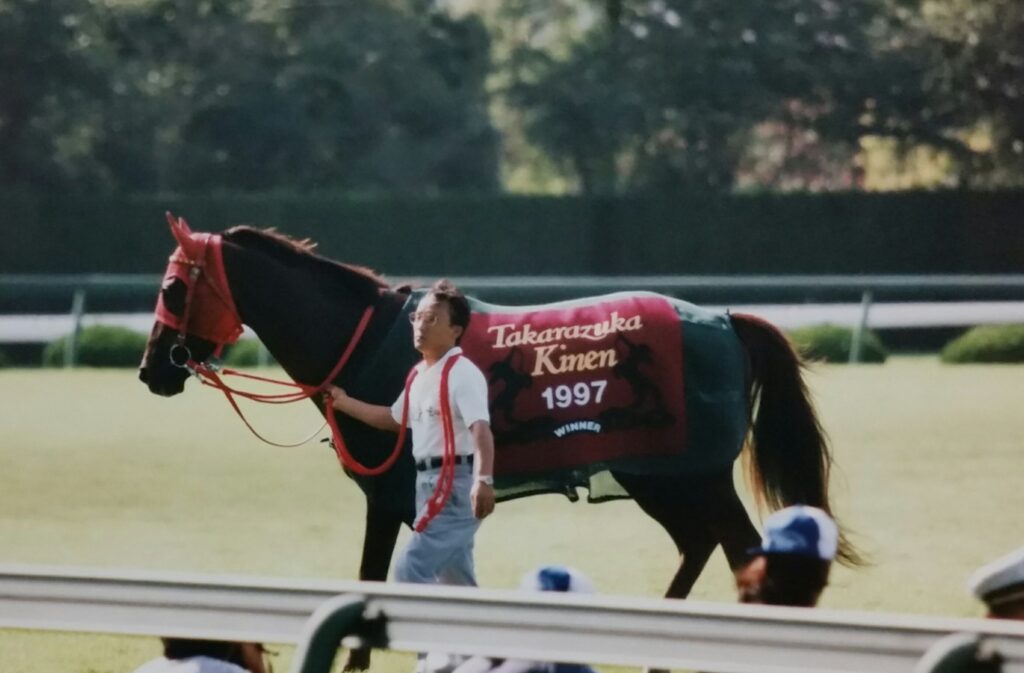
[460, 294, 687, 475]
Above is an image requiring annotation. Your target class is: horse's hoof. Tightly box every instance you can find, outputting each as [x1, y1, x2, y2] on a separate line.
[342, 647, 372, 672]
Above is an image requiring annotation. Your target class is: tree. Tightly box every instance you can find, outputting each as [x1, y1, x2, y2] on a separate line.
[1, 0, 500, 193]
[0, 0, 108, 189]
[914, 0, 1024, 186]
[276, 2, 498, 191]
[502, 0, 911, 194]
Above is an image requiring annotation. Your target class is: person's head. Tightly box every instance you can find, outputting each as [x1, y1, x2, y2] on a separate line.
[410, 280, 470, 357]
[968, 546, 1024, 620]
[520, 564, 595, 594]
[738, 505, 837, 607]
[161, 638, 269, 672]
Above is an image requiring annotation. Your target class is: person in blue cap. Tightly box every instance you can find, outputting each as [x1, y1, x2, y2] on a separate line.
[736, 505, 838, 607]
[449, 565, 597, 673]
[968, 546, 1024, 620]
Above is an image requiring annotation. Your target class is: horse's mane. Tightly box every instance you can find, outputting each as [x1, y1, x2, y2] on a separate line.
[223, 226, 389, 296]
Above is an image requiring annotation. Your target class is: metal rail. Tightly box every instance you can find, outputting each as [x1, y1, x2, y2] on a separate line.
[4, 273, 1024, 294]
[2, 565, 1024, 673]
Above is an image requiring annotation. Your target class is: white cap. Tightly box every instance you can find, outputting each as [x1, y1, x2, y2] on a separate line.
[519, 565, 594, 594]
[751, 505, 839, 561]
[968, 546, 1024, 608]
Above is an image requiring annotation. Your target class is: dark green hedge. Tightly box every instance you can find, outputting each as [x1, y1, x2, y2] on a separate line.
[2, 190, 1022, 275]
[43, 326, 148, 367]
[223, 339, 275, 367]
[788, 324, 888, 363]
[941, 325, 1024, 363]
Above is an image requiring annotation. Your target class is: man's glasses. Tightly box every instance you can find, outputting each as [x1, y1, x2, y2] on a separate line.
[409, 311, 440, 326]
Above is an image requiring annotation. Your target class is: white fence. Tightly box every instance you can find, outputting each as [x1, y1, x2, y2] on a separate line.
[4, 275, 1024, 364]
[5, 301, 1024, 344]
[2, 565, 1024, 673]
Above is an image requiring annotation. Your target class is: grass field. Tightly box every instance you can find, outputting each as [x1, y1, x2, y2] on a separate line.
[1, 358, 1023, 672]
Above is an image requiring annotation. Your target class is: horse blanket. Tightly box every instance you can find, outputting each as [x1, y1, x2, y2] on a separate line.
[345, 290, 749, 512]
[460, 294, 687, 474]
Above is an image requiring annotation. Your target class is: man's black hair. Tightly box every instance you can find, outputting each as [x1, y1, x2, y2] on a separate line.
[162, 638, 246, 666]
[429, 279, 470, 344]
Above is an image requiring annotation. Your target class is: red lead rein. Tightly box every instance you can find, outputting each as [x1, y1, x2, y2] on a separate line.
[188, 307, 403, 469]
[325, 366, 418, 477]
[414, 354, 462, 533]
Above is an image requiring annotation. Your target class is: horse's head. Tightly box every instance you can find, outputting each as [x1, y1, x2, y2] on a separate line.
[138, 213, 244, 396]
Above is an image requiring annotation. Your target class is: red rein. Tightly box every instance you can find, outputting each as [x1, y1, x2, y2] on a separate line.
[163, 219, 460, 530]
[413, 354, 461, 533]
[195, 340, 462, 532]
[188, 306, 406, 471]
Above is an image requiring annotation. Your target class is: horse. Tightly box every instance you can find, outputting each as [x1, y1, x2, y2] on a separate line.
[139, 215, 860, 670]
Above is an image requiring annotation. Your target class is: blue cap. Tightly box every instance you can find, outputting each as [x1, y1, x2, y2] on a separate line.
[520, 565, 594, 593]
[751, 505, 838, 561]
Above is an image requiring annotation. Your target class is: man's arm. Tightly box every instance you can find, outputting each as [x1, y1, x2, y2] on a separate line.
[470, 420, 496, 519]
[326, 385, 400, 432]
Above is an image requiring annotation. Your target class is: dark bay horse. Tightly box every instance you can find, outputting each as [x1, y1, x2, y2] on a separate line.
[139, 217, 859, 669]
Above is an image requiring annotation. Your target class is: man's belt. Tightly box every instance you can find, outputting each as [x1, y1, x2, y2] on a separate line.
[415, 455, 474, 471]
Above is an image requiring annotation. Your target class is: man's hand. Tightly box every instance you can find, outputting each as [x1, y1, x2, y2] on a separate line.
[324, 385, 400, 432]
[471, 480, 495, 520]
[325, 385, 349, 410]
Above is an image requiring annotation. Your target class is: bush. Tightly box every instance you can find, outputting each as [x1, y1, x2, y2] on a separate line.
[0, 349, 8, 368]
[787, 324, 888, 364]
[43, 325, 148, 367]
[941, 325, 1024, 363]
[223, 339, 275, 367]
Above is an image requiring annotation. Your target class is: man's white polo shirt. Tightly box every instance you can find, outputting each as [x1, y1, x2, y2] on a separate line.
[390, 346, 490, 462]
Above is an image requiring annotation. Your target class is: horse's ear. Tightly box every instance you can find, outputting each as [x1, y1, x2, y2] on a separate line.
[167, 211, 187, 245]
[166, 211, 202, 259]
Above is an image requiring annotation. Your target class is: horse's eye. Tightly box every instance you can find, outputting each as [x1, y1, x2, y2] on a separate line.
[161, 277, 188, 316]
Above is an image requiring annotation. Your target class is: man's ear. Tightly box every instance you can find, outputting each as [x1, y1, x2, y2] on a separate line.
[453, 324, 465, 342]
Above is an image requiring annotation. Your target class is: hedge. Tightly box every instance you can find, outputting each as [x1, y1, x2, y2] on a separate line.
[43, 326, 149, 367]
[940, 325, 1024, 363]
[787, 324, 888, 363]
[223, 339, 275, 367]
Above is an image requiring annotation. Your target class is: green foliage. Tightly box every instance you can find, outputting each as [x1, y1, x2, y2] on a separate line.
[0, 348, 8, 368]
[905, 0, 1024, 188]
[0, 0, 499, 193]
[2, 0, 1022, 193]
[788, 324, 888, 364]
[503, 0, 899, 193]
[223, 339, 274, 367]
[0, 0, 109, 189]
[42, 326, 148, 368]
[941, 325, 1024, 363]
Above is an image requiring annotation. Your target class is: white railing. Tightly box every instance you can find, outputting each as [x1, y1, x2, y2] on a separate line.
[4, 275, 1024, 363]
[2, 565, 1024, 673]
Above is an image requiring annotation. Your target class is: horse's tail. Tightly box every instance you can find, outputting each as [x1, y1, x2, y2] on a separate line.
[729, 313, 863, 566]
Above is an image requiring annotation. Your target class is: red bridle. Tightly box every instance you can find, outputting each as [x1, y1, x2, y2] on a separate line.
[155, 213, 405, 477]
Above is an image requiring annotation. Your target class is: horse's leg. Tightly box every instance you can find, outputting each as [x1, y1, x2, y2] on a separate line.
[617, 473, 720, 673]
[698, 469, 760, 571]
[358, 504, 403, 581]
[614, 472, 719, 599]
[342, 503, 403, 672]
[663, 519, 718, 598]
[660, 509, 718, 599]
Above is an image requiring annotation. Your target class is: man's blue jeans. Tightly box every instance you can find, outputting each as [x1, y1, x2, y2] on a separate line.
[394, 462, 481, 586]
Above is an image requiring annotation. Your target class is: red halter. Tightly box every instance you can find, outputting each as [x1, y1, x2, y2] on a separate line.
[155, 213, 402, 477]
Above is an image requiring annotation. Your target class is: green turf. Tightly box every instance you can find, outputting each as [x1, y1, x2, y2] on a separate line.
[2, 358, 1023, 672]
